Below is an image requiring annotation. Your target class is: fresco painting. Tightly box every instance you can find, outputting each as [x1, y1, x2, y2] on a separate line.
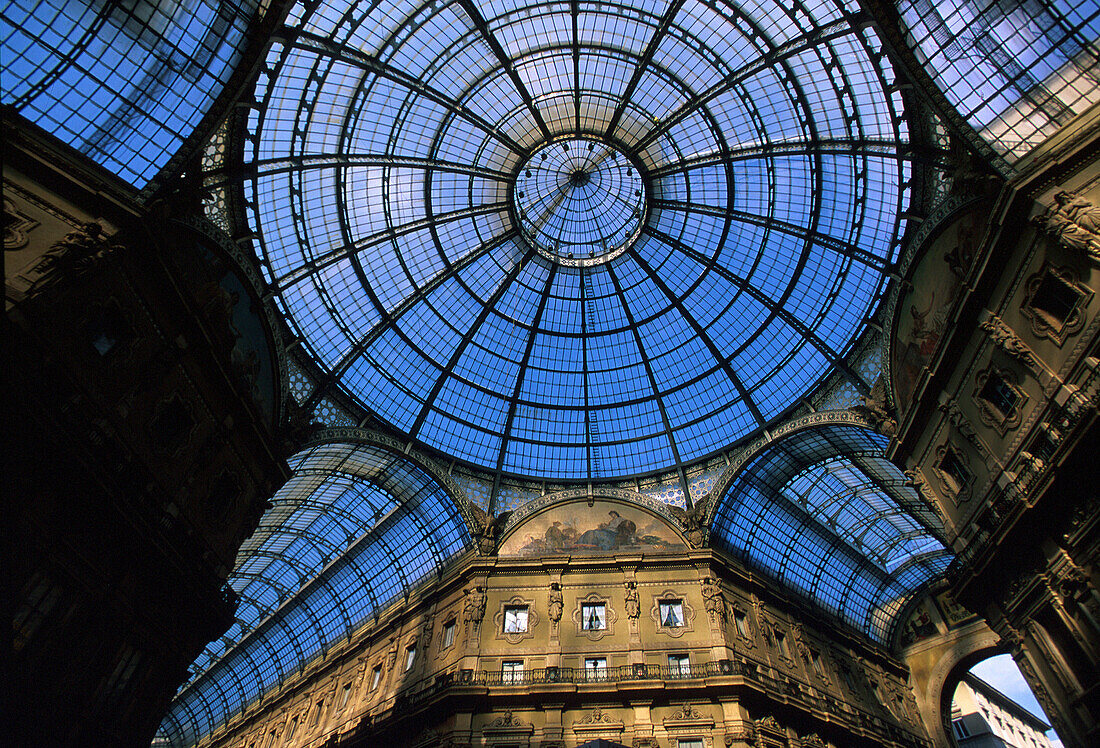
[892, 203, 989, 408]
[498, 500, 686, 556]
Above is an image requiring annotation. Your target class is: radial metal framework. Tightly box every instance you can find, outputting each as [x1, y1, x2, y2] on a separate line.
[243, 0, 918, 484]
[158, 441, 474, 746]
[710, 423, 953, 643]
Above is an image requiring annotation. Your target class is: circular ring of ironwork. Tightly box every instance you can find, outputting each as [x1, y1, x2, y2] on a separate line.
[245, 0, 918, 484]
[512, 136, 647, 266]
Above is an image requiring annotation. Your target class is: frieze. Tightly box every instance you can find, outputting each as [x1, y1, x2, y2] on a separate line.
[882, 193, 985, 410]
[499, 486, 683, 539]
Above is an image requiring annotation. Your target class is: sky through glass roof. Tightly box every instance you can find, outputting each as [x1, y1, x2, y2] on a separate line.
[246, 0, 916, 482]
[1, 0, 258, 189]
[710, 424, 953, 642]
[157, 442, 474, 746]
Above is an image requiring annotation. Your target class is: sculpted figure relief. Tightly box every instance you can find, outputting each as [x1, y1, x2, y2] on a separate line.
[547, 583, 563, 623]
[701, 576, 726, 621]
[623, 580, 641, 620]
[463, 586, 487, 629]
[1035, 191, 1100, 261]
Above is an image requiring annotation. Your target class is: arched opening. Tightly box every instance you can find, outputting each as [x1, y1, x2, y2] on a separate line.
[946, 653, 1063, 747]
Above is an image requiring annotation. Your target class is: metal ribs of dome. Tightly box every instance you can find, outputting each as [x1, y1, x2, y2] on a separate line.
[245, 0, 916, 482]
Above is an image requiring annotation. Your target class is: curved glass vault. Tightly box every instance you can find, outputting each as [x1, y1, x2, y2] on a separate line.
[710, 424, 953, 643]
[247, 0, 917, 482]
[157, 442, 474, 746]
[1, 0, 258, 189]
[897, 0, 1099, 164]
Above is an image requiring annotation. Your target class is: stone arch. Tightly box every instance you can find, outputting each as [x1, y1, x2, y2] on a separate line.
[903, 618, 1005, 747]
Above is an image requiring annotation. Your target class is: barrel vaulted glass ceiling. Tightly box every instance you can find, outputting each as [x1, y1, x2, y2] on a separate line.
[711, 424, 952, 643]
[1, 0, 259, 189]
[247, 0, 916, 482]
[158, 442, 474, 746]
[896, 0, 1099, 164]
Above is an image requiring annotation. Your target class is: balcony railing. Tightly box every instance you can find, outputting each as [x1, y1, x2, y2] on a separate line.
[370, 657, 931, 748]
[478, 661, 735, 686]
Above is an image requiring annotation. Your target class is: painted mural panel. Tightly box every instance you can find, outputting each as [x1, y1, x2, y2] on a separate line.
[892, 202, 990, 408]
[498, 500, 686, 556]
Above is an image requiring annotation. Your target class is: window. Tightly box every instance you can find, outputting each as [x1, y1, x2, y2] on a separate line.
[668, 654, 690, 677]
[103, 645, 143, 700]
[13, 572, 63, 652]
[937, 447, 972, 495]
[502, 660, 524, 684]
[442, 620, 456, 649]
[733, 610, 750, 638]
[678, 740, 704, 748]
[659, 600, 684, 627]
[338, 683, 352, 710]
[370, 665, 382, 691]
[810, 650, 824, 677]
[979, 373, 1019, 418]
[1028, 271, 1082, 327]
[404, 645, 416, 672]
[581, 602, 606, 630]
[975, 369, 1026, 434]
[503, 605, 529, 633]
[774, 630, 790, 658]
[286, 715, 299, 738]
[584, 657, 608, 681]
[310, 700, 324, 726]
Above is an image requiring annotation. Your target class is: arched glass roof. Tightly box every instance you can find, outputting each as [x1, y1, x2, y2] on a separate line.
[710, 423, 952, 642]
[245, 0, 916, 482]
[156, 441, 473, 747]
[896, 0, 1099, 163]
[1, 0, 258, 189]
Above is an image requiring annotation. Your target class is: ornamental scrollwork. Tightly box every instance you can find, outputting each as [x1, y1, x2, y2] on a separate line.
[30, 222, 123, 294]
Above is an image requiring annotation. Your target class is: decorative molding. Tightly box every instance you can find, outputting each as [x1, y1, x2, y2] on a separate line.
[3, 196, 39, 250]
[571, 592, 618, 641]
[483, 710, 534, 740]
[979, 314, 1042, 373]
[576, 707, 618, 725]
[493, 595, 539, 644]
[649, 591, 695, 638]
[485, 711, 531, 729]
[572, 707, 624, 740]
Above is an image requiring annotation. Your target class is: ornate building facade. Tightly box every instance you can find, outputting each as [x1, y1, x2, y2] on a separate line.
[4, 1, 1098, 747]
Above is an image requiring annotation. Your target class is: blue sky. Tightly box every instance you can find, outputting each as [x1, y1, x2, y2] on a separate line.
[968, 654, 1063, 746]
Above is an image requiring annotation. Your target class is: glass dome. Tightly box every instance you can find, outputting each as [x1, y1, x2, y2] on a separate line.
[245, 0, 916, 482]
